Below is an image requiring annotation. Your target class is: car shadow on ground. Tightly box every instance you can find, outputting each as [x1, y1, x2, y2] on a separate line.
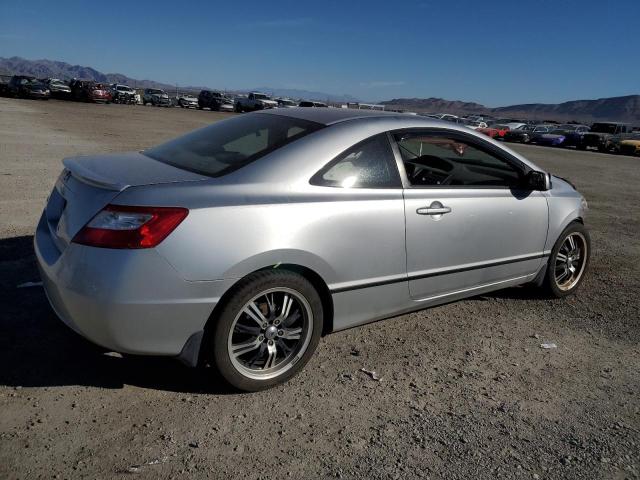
[0, 235, 235, 395]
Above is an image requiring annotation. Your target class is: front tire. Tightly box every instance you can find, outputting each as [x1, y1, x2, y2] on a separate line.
[542, 222, 590, 297]
[206, 271, 323, 392]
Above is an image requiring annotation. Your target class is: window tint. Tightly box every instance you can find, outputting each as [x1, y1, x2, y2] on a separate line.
[311, 134, 400, 188]
[395, 132, 522, 188]
[145, 114, 323, 177]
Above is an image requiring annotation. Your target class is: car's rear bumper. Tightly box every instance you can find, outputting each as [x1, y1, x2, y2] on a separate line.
[34, 211, 230, 357]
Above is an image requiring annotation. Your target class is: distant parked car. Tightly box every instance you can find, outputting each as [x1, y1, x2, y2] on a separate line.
[143, 88, 172, 107]
[532, 128, 570, 147]
[477, 124, 509, 139]
[176, 94, 198, 108]
[235, 92, 278, 112]
[0, 74, 11, 96]
[7, 75, 50, 99]
[582, 122, 633, 152]
[276, 98, 297, 108]
[532, 125, 590, 148]
[69, 80, 112, 103]
[610, 133, 640, 156]
[110, 84, 136, 104]
[618, 138, 640, 156]
[501, 122, 527, 131]
[299, 101, 328, 108]
[198, 90, 234, 111]
[504, 125, 554, 143]
[429, 113, 459, 122]
[41, 78, 71, 98]
[456, 118, 487, 129]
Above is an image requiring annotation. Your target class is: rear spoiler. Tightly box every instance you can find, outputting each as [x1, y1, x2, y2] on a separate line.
[63, 158, 129, 191]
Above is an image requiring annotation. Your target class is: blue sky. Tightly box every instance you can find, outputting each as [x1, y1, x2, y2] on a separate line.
[1, 0, 639, 105]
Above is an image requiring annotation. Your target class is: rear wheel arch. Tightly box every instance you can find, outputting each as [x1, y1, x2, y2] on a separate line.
[199, 263, 334, 366]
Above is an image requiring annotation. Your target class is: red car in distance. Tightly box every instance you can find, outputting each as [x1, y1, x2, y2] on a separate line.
[477, 124, 509, 139]
[69, 80, 112, 103]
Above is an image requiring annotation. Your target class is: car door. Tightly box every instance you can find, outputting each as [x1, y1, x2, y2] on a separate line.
[392, 129, 549, 301]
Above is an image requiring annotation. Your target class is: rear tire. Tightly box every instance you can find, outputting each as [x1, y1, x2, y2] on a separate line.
[206, 270, 323, 392]
[541, 222, 590, 298]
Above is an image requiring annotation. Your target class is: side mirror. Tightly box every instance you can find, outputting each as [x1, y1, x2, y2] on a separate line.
[524, 171, 551, 191]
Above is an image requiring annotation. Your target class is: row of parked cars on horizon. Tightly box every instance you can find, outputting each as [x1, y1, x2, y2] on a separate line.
[2, 74, 638, 156]
[0, 74, 329, 112]
[425, 113, 640, 156]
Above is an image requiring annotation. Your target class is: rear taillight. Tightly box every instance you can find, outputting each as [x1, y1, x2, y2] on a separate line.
[72, 205, 188, 249]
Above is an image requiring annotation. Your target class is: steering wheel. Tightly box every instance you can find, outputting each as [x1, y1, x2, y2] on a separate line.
[408, 155, 456, 186]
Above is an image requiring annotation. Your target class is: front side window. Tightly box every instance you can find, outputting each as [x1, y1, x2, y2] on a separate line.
[310, 134, 400, 188]
[395, 132, 523, 188]
[145, 114, 323, 177]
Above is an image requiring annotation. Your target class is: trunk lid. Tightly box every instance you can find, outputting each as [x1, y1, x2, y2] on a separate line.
[46, 152, 208, 251]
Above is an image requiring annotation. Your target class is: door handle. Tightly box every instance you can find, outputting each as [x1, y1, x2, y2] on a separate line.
[416, 201, 452, 216]
[417, 206, 451, 215]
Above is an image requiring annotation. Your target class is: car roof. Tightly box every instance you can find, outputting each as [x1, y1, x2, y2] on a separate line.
[257, 107, 411, 126]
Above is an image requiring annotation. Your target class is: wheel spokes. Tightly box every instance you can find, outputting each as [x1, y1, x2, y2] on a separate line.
[264, 342, 278, 369]
[281, 327, 302, 340]
[282, 310, 300, 328]
[243, 302, 268, 327]
[229, 288, 310, 376]
[556, 268, 569, 282]
[554, 232, 586, 289]
[234, 323, 261, 335]
[278, 294, 294, 321]
[266, 293, 276, 316]
[232, 337, 262, 358]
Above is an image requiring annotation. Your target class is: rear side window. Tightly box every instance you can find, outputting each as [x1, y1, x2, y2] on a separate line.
[310, 134, 401, 188]
[144, 114, 323, 177]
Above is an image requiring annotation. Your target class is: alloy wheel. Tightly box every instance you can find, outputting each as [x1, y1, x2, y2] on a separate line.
[554, 232, 588, 291]
[228, 287, 313, 380]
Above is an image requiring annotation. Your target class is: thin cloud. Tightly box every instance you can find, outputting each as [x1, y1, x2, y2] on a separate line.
[246, 18, 312, 28]
[360, 81, 406, 88]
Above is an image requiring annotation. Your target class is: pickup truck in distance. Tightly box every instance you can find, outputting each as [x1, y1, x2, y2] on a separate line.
[582, 122, 633, 152]
[235, 92, 278, 112]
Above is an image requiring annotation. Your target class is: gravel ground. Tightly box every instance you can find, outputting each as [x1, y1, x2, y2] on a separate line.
[0, 98, 638, 480]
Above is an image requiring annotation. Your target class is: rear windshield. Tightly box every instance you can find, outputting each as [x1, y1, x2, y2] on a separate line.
[144, 114, 324, 177]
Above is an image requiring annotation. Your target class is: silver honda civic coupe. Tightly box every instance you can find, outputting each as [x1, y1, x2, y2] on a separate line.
[35, 108, 590, 391]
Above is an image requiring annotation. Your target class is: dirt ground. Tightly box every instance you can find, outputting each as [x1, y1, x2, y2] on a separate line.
[0, 98, 638, 480]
